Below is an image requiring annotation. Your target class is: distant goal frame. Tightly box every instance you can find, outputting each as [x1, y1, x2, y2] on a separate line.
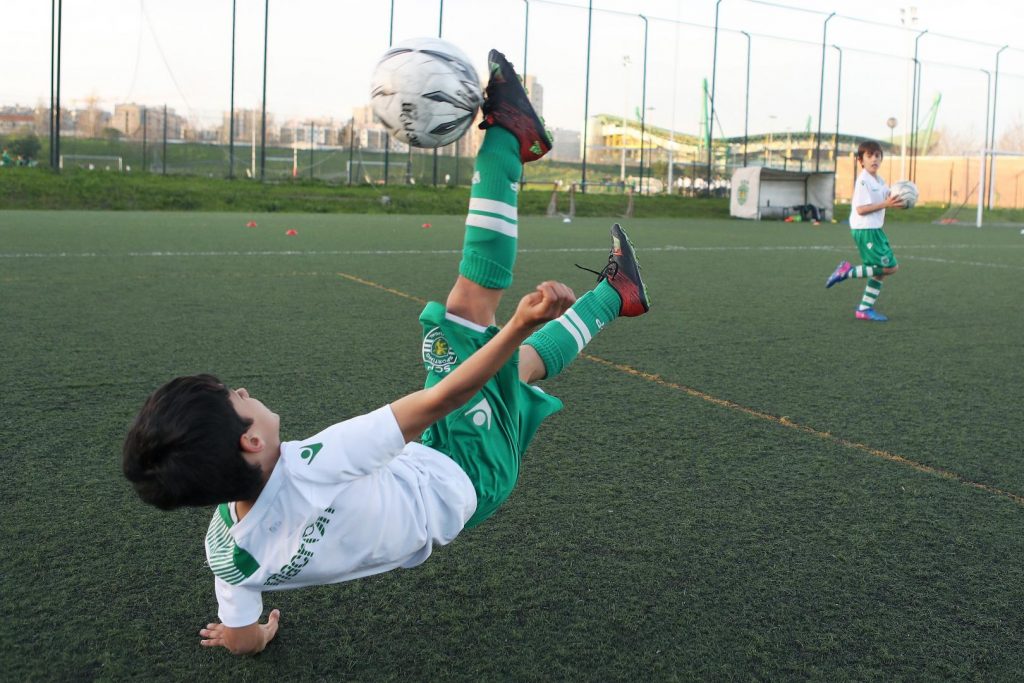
[975, 148, 1024, 228]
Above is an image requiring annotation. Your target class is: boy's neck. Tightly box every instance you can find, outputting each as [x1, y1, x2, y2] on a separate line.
[235, 448, 281, 521]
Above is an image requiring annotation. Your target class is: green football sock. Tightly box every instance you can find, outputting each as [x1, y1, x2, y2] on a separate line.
[858, 277, 883, 311]
[458, 127, 522, 289]
[848, 265, 879, 279]
[524, 280, 622, 380]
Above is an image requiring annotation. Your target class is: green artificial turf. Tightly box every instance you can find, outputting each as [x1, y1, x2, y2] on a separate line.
[2, 210, 1023, 680]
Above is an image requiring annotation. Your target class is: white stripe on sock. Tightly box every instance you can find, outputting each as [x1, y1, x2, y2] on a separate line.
[469, 198, 518, 221]
[465, 213, 518, 238]
[865, 286, 880, 296]
[556, 316, 586, 352]
[564, 309, 593, 345]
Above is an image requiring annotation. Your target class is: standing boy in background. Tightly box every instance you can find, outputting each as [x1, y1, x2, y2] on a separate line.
[825, 140, 905, 321]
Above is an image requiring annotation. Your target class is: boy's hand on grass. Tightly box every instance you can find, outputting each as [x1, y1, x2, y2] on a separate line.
[513, 281, 576, 328]
[199, 608, 280, 655]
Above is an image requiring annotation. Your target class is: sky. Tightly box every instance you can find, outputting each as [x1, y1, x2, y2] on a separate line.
[4, 0, 1023, 147]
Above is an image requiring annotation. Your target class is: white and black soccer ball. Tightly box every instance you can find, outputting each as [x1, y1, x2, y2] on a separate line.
[889, 180, 919, 209]
[370, 37, 482, 149]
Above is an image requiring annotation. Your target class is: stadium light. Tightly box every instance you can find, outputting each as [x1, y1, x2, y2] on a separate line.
[814, 12, 835, 172]
[988, 45, 1009, 209]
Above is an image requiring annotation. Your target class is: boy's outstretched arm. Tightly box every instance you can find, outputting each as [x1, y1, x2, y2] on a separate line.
[391, 281, 575, 443]
[199, 609, 280, 655]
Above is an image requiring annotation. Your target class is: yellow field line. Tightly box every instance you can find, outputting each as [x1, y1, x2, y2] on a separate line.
[338, 271, 1024, 508]
[337, 272, 428, 304]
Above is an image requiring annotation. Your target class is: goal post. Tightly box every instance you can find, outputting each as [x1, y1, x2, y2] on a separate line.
[975, 149, 1024, 227]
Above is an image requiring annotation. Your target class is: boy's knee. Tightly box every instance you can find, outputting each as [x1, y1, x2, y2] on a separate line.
[883, 265, 899, 276]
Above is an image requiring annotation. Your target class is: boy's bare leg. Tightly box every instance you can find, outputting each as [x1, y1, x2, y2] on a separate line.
[517, 344, 546, 383]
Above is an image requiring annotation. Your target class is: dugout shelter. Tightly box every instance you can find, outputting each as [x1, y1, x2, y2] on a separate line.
[729, 167, 835, 221]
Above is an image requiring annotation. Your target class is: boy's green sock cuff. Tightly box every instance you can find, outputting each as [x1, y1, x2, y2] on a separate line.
[524, 328, 568, 378]
[459, 251, 513, 290]
[593, 280, 623, 319]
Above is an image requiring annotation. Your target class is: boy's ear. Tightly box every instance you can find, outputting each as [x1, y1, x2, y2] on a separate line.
[240, 431, 263, 453]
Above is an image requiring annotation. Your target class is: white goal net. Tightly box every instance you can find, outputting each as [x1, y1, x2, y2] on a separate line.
[59, 154, 124, 172]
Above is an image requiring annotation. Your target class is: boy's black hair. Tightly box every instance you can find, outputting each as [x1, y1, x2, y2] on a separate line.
[123, 374, 263, 510]
[856, 140, 883, 160]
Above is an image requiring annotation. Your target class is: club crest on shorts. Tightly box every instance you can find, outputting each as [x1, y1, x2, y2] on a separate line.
[422, 327, 458, 373]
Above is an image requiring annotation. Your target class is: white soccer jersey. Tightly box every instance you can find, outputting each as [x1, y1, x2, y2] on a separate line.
[205, 405, 477, 627]
[850, 169, 889, 229]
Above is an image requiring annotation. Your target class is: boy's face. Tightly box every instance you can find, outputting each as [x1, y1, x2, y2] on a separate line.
[229, 387, 280, 445]
[860, 150, 883, 175]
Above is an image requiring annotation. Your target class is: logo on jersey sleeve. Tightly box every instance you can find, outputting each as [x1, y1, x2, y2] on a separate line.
[299, 442, 323, 465]
[422, 327, 458, 373]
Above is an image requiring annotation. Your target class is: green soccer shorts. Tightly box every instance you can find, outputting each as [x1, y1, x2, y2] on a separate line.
[851, 228, 898, 269]
[417, 301, 563, 528]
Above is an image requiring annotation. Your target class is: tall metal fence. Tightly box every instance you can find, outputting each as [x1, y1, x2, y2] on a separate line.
[4, 0, 1022, 201]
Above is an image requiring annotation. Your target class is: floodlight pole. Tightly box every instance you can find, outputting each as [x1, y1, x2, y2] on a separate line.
[433, 0, 444, 188]
[581, 0, 593, 193]
[50, 0, 63, 172]
[909, 29, 927, 181]
[162, 104, 168, 174]
[707, 0, 721, 197]
[49, 0, 56, 170]
[521, 0, 530, 186]
[832, 45, 842, 173]
[988, 45, 1009, 209]
[383, 0, 394, 185]
[832, 44, 843, 211]
[522, 0, 529, 80]
[741, 31, 751, 167]
[229, 0, 236, 178]
[639, 14, 648, 195]
[259, 0, 269, 182]
[815, 12, 835, 172]
[980, 68, 991, 223]
[142, 107, 147, 171]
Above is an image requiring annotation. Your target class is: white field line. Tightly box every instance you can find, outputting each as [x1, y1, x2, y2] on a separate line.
[1, 243, 1022, 269]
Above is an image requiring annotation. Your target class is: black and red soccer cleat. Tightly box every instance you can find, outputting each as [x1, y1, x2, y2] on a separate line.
[479, 49, 553, 162]
[596, 223, 650, 317]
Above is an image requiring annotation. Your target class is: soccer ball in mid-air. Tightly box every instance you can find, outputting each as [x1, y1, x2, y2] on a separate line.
[370, 37, 482, 148]
[889, 180, 919, 209]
